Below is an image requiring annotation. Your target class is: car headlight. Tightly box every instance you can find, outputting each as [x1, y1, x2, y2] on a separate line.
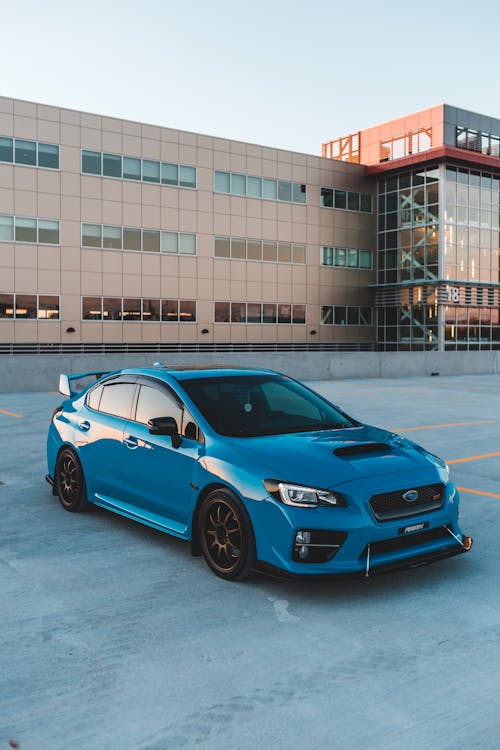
[264, 479, 346, 508]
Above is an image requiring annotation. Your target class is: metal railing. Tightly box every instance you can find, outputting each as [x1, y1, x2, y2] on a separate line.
[0, 341, 375, 355]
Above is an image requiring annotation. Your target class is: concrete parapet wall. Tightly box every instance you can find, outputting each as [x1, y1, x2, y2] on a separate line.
[1, 352, 499, 392]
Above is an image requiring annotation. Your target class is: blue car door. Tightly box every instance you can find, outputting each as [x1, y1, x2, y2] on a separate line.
[75, 379, 137, 502]
[121, 381, 201, 529]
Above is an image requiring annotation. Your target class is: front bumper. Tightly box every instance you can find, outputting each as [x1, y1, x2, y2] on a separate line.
[256, 533, 473, 579]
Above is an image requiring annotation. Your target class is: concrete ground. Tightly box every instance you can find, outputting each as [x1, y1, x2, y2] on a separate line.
[1, 374, 500, 750]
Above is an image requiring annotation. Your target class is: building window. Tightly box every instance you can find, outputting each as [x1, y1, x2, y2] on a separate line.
[82, 297, 196, 322]
[214, 171, 307, 204]
[214, 301, 306, 324]
[456, 127, 500, 157]
[0, 215, 60, 245]
[214, 236, 306, 264]
[0, 137, 59, 169]
[81, 223, 196, 255]
[81, 150, 197, 188]
[322, 247, 372, 269]
[0, 293, 60, 319]
[320, 306, 372, 326]
[320, 187, 372, 213]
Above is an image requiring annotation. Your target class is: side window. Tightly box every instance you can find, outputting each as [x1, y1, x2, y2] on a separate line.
[86, 384, 103, 411]
[135, 385, 183, 428]
[98, 383, 136, 419]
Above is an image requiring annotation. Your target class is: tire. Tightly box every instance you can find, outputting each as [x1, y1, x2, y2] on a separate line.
[199, 489, 256, 581]
[55, 448, 89, 512]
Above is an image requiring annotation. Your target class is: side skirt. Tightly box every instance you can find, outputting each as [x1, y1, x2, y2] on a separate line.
[93, 493, 190, 540]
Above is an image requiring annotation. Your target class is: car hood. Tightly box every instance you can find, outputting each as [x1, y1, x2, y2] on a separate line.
[231, 424, 439, 489]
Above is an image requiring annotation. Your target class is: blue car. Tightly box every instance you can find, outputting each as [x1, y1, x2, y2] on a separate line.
[46, 365, 472, 580]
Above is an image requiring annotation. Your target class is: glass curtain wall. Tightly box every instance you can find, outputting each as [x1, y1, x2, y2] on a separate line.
[378, 167, 440, 350]
[377, 165, 500, 351]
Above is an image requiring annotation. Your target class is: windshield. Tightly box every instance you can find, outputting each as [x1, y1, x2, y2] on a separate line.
[181, 375, 356, 437]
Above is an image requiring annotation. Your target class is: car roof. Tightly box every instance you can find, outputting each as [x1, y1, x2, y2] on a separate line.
[119, 365, 282, 382]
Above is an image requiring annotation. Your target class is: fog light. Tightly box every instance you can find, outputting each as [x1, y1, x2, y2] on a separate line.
[298, 545, 309, 560]
[295, 530, 311, 544]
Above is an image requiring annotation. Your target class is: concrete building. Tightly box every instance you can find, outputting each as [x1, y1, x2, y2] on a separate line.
[0, 97, 375, 354]
[0, 98, 499, 354]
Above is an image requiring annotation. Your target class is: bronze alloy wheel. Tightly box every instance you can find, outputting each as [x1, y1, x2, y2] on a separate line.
[55, 449, 88, 512]
[199, 491, 255, 580]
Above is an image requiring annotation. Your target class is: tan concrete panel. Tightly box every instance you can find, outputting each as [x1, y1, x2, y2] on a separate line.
[141, 204, 161, 227]
[0, 165, 14, 189]
[38, 269, 60, 292]
[15, 190, 37, 216]
[0, 266, 14, 290]
[38, 246, 60, 270]
[141, 137, 161, 160]
[81, 127, 102, 150]
[62, 145, 81, 174]
[14, 267, 37, 290]
[0, 97, 14, 114]
[102, 201, 123, 225]
[102, 274, 122, 296]
[0, 112, 14, 136]
[14, 321, 37, 341]
[60, 271, 81, 295]
[60, 196, 80, 221]
[60, 246, 81, 271]
[37, 193, 60, 219]
[13, 115, 37, 140]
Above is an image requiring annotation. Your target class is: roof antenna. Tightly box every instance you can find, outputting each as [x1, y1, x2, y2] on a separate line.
[153, 361, 165, 367]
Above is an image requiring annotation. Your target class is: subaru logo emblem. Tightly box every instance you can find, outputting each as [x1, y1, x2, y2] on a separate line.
[403, 489, 419, 503]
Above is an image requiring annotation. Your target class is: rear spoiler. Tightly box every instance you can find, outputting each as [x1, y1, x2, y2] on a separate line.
[58, 371, 116, 397]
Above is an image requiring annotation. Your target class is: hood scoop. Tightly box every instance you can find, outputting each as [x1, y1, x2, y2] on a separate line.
[333, 443, 391, 458]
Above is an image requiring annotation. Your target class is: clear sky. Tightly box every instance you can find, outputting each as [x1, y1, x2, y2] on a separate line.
[1, 0, 499, 155]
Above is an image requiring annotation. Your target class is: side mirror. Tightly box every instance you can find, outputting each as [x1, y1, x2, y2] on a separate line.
[148, 416, 182, 448]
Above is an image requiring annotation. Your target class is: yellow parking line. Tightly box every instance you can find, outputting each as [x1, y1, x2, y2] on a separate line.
[448, 452, 500, 465]
[0, 408, 23, 418]
[457, 486, 500, 499]
[395, 420, 495, 432]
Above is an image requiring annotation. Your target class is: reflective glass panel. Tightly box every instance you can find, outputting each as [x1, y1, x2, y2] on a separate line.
[142, 160, 160, 183]
[322, 247, 334, 266]
[37, 143, 59, 169]
[278, 181, 291, 202]
[179, 165, 196, 188]
[179, 233, 196, 255]
[320, 306, 333, 325]
[103, 225, 122, 249]
[359, 250, 372, 268]
[292, 305, 306, 324]
[231, 302, 246, 322]
[142, 299, 160, 321]
[82, 223, 102, 248]
[99, 383, 136, 419]
[143, 230, 160, 252]
[122, 298, 142, 320]
[231, 238, 245, 259]
[321, 188, 333, 208]
[334, 307, 346, 324]
[0, 137, 13, 163]
[231, 173, 246, 196]
[161, 231, 178, 253]
[214, 171, 230, 193]
[180, 300, 196, 322]
[292, 183, 306, 204]
[0, 215, 14, 241]
[162, 162, 178, 186]
[82, 150, 101, 175]
[123, 156, 141, 180]
[262, 179, 277, 200]
[247, 303, 262, 323]
[38, 220, 59, 244]
[38, 295, 59, 319]
[15, 140, 36, 166]
[247, 240, 262, 260]
[278, 304, 291, 323]
[214, 236, 230, 257]
[102, 297, 122, 320]
[263, 241, 277, 261]
[335, 247, 346, 266]
[82, 296, 102, 320]
[102, 154, 122, 177]
[162, 299, 179, 321]
[0, 293, 14, 318]
[215, 302, 230, 322]
[348, 192, 360, 211]
[347, 249, 358, 267]
[15, 294, 37, 318]
[292, 244, 306, 263]
[263, 304, 276, 323]
[15, 217, 37, 243]
[278, 242, 291, 262]
[123, 227, 141, 251]
[247, 176, 262, 198]
[334, 190, 346, 209]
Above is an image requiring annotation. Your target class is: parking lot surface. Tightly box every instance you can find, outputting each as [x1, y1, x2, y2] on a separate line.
[1, 374, 500, 750]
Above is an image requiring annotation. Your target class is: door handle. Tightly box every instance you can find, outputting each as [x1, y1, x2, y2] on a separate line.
[124, 436, 139, 450]
[78, 420, 90, 431]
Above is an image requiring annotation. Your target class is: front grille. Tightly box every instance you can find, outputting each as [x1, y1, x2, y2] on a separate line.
[360, 525, 451, 558]
[369, 483, 445, 521]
